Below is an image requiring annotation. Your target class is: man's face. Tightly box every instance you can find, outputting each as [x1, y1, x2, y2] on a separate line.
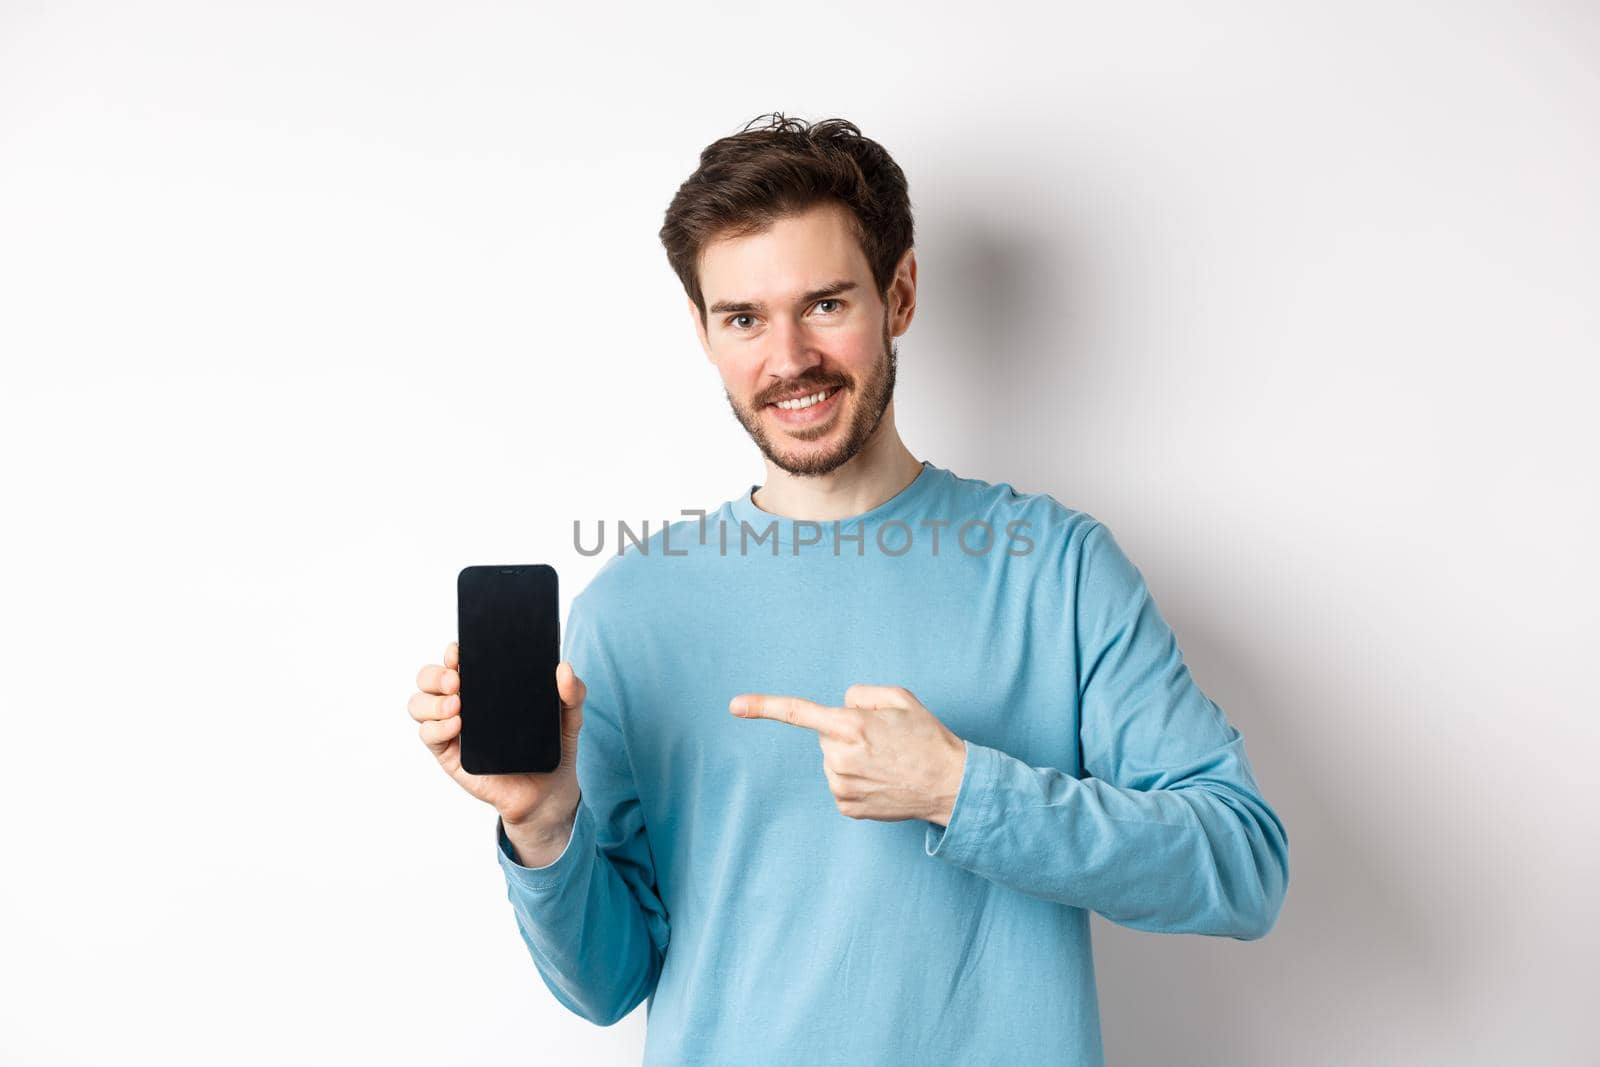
[691, 201, 910, 477]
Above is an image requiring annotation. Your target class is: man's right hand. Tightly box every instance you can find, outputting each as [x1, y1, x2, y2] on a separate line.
[409, 641, 587, 866]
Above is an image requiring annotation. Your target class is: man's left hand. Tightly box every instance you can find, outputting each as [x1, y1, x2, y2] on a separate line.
[730, 685, 968, 826]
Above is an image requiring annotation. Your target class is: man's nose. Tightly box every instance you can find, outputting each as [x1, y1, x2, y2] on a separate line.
[763, 314, 823, 381]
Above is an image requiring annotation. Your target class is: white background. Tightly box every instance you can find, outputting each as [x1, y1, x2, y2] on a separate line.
[2, 2, 1596, 1064]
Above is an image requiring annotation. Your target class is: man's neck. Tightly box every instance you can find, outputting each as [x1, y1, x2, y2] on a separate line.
[750, 433, 925, 523]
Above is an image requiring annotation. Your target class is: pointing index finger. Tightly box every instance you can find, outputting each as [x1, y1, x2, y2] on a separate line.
[730, 694, 836, 733]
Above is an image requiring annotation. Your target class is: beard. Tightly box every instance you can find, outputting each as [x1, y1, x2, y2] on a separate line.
[724, 311, 898, 477]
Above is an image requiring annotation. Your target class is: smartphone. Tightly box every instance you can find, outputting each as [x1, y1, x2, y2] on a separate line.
[456, 564, 562, 775]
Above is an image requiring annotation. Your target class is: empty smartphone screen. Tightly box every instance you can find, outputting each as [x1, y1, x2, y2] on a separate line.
[456, 564, 561, 775]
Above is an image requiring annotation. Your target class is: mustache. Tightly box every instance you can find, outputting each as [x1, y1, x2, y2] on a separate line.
[756, 378, 848, 406]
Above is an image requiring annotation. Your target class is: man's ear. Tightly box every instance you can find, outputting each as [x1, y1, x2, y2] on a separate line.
[887, 247, 918, 338]
[688, 296, 715, 363]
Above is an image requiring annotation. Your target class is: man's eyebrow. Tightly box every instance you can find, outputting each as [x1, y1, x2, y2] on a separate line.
[707, 280, 858, 316]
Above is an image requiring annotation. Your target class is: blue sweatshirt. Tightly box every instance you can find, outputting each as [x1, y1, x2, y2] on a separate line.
[494, 459, 1289, 1066]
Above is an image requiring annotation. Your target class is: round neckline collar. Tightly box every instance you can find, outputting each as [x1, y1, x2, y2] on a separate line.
[727, 459, 943, 545]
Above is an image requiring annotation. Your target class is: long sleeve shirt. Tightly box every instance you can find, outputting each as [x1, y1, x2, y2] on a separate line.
[494, 459, 1290, 1066]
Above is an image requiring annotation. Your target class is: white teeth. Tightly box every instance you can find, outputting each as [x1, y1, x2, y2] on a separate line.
[775, 389, 832, 410]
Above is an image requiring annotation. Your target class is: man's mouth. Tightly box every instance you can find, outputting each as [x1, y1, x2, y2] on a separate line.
[766, 385, 842, 424]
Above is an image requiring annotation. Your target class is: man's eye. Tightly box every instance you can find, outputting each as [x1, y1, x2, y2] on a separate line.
[814, 299, 842, 314]
[728, 314, 756, 330]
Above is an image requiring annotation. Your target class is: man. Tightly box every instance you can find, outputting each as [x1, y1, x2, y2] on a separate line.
[408, 113, 1289, 1065]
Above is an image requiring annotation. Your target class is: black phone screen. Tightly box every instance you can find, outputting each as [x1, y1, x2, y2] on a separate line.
[456, 564, 562, 775]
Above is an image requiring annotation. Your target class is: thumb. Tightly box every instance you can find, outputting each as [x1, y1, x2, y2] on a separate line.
[557, 661, 586, 742]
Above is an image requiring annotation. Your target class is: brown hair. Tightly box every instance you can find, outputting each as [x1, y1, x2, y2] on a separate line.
[659, 113, 914, 323]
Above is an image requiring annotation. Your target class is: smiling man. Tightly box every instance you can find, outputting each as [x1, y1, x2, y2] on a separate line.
[409, 113, 1289, 1066]
[699, 199, 909, 488]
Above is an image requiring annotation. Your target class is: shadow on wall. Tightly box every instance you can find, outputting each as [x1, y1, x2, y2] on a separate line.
[928, 217, 1465, 1063]
[910, 211, 1093, 489]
